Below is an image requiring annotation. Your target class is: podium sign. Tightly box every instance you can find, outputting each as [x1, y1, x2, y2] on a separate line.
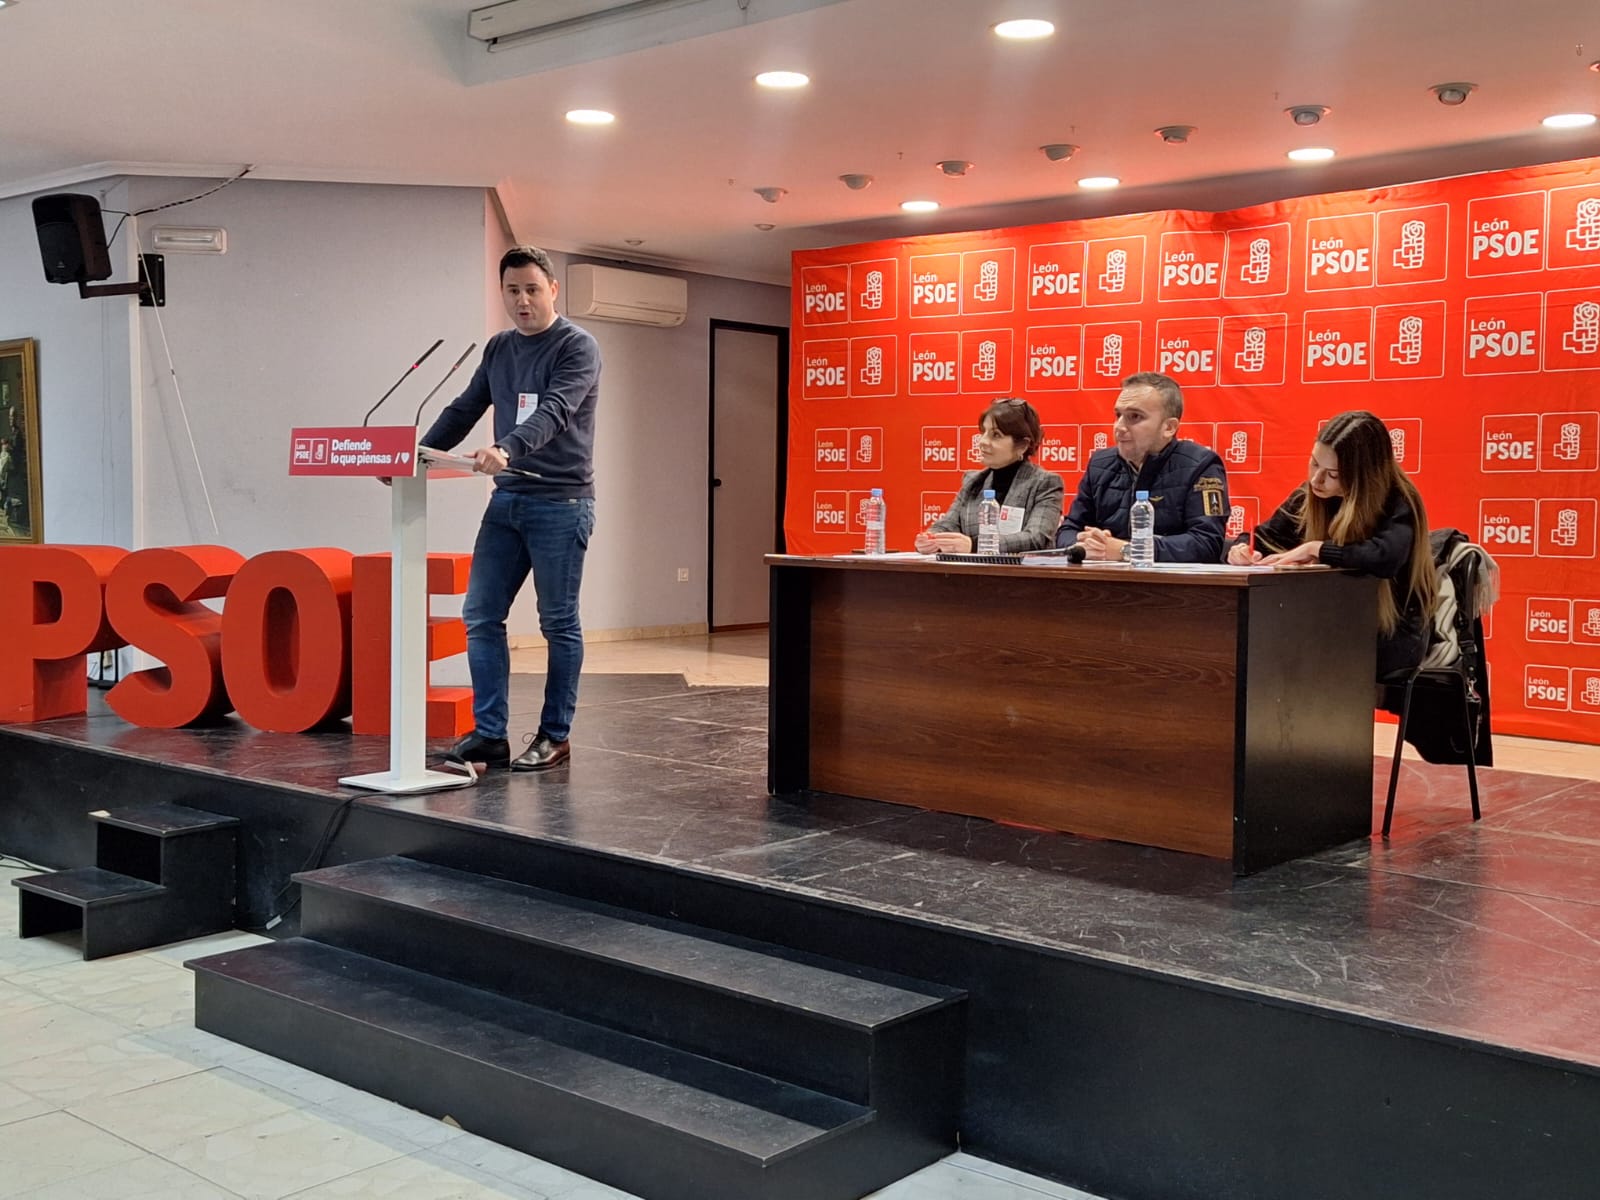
[288, 424, 473, 794]
[289, 425, 419, 478]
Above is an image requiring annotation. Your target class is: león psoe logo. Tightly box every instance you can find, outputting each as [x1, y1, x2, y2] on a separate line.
[972, 339, 998, 381]
[1234, 326, 1267, 372]
[1240, 237, 1271, 285]
[1584, 675, 1600, 707]
[1226, 504, 1247, 538]
[1567, 197, 1600, 253]
[1583, 605, 1600, 639]
[1225, 430, 1250, 464]
[1394, 219, 1427, 269]
[860, 269, 884, 310]
[1390, 314, 1424, 365]
[1553, 507, 1581, 547]
[860, 345, 883, 386]
[1554, 420, 1583, 462]
[1563, 301, 1600, 355]
[1389, 428, 1406, 463]
[973, 259, 1000, 303]
[856, 433, 874, 464]
[1096, 332, 1124, 377]
[1098, 249, 1128, 293]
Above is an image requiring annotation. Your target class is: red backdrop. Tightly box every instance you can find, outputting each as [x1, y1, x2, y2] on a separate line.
[787, 155, 1600, 744]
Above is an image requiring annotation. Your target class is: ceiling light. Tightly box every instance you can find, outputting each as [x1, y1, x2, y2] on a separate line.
[1287, 146, 1336, 162]
[1155, 125, 1196, 144]
[993, 18, 1054, 40]
[838, 173, 874, 190]
[565, 108, 615, 125]
[1591, 60, 1600, 73]
[900, 200, 940, 213]
[1430, 82, 1477, 106]
[1039, 143, 1079, 162]
[753, 187, 788, 203]
[754, 223, 775, 231]
[1077, 176, 1120, 190]
[1543, 112, 1598, 129]
[755, 70, 809, 89]
[936, 160, 974, 177]
[623, 238, 644, 246]
[1286, 105, 1329, 127]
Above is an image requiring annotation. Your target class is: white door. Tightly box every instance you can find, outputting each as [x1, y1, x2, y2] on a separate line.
[710, 323, 783, 630]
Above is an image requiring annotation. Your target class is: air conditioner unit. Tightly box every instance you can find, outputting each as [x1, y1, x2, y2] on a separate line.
[566, 264, 687, 327]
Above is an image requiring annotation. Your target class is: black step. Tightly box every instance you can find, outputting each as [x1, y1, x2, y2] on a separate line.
[189, 938, 915, 1200]
[295, 856, 963, 1102]
[13, 867, 166, 907]
[14, 867, 173, 959]
[90, 802, 239, 837]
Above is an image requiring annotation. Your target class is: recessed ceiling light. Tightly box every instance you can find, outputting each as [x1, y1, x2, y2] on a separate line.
[1542, 112, 1598, 129]
[565, 109, 615, 126]
[1287, 147, 1336, 162]
[1077, 176, 1120, 190]
[994, 18, 1055, 40]
[900, 200, 940, 213]
[755, 71, 809, 89]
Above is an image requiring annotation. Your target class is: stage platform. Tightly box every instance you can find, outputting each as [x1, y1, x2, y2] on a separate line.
[4, 673, 1600, 1200]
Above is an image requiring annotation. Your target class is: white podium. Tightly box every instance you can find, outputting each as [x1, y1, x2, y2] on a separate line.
[289, 425, 476, 794]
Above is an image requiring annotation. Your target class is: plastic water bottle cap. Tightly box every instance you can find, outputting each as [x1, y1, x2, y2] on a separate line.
[870, 488, 883, 496]
[983, 489, 995, 499]
[1135, 490, 1150, 501]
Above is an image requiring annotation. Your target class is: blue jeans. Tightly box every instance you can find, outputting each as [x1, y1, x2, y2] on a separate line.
[462, 490, 595, 743]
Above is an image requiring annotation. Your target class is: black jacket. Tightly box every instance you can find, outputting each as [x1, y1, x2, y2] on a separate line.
[1239, 486, 1429, 676]
[1054, 439, 1229, 562]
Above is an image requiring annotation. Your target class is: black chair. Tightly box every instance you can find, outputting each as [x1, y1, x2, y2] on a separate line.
[1378, 533, 1494, 838]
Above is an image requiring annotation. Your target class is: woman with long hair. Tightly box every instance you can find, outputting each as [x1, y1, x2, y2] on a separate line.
[1227, 410, 1438, 677]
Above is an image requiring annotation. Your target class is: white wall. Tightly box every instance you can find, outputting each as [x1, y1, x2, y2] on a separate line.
[2, 176, 792, 642]
[127, 177, 492, 557]
[0, 180, 138, 546]
[549, 252, 790, 634]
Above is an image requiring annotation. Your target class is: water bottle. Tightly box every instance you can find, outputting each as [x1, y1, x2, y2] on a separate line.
[863, 488, 887, 555]
[976, 489, 1001, 555]
[1128, 490, 1155, 567]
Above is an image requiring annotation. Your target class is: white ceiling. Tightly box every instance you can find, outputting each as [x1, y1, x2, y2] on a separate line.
[3, 0, 1600, 285]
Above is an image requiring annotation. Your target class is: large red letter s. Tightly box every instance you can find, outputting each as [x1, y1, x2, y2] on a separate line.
[105, 546, 244, 728]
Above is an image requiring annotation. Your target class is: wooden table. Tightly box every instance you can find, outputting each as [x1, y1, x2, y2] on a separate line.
[767, 555, 1378, 873]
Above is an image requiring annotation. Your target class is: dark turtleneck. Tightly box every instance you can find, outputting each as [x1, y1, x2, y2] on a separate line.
[986, 459, 1025, 505]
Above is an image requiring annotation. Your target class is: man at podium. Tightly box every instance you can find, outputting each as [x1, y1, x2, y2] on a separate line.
[420, 245, 602, 773]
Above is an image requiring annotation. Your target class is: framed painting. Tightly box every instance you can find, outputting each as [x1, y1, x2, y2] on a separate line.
[0, 337, 41, 543]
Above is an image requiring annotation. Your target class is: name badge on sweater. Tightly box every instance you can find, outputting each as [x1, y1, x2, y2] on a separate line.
[516, 393, 539, 423]
[998, 505, 1025, 535]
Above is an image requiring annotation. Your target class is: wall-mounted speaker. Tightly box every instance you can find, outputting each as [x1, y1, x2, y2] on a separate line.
[32, 193, 114, 284]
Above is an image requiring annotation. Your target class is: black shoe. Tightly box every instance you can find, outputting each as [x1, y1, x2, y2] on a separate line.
[512, 732, 571, 771]
[444, 731, 510, 770]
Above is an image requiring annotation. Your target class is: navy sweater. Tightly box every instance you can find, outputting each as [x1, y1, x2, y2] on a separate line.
[420, 318, 601, 498]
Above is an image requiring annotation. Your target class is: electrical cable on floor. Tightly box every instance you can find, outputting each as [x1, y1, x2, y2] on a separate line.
[0, 853, 48, 872]
[262, 795, 359, 929]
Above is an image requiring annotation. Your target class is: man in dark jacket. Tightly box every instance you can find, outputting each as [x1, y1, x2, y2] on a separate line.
[1055, 372, 1229, 562]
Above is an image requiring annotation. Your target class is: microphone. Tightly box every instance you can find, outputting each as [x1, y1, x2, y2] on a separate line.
[412, 342, 478, 427]
[1066, 544, 1087, 563]
[361, 339, 443, 426]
